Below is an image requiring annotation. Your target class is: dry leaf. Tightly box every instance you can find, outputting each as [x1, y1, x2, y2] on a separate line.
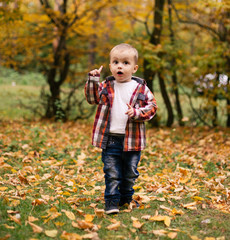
[149, 215, 171, 227]
[85, 214, 94, 222]
[8, 215, 21, 225]
[45, 229, 58, 238]
[82, 232, 100, 240]
[183, 202, 197, 210]
[94, 208, 104, 218]
[152, 229, 168, 236]
[74, 220, 94, 229]
[32, 198, 47, 206]
[62, 210, 76, 221]
[61, 231, 82, 240]
[0, 234, 11, 240]
[132, 220, 144, 229]
[28, 216, 39, 222]
[28, 222, 43, 233]
[168, 232, 177, 239]
[3, 224, 15, 229]
[106, 221, 120, 230]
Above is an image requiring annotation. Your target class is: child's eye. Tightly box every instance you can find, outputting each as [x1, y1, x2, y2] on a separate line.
[124, 61, 129, 65]
[113, 60, 118, 64]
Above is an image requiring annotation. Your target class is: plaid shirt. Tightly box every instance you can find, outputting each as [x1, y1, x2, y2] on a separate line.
[85, 74, 157, 151]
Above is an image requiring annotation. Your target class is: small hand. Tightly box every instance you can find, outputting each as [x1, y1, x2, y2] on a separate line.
[89, 65, 103, 76]
[125, 104, 134, 118]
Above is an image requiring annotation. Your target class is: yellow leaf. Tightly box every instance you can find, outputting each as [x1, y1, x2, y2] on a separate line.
[85, 214, 94, 223]
[32, 198, 47, 206]
[3, 224, 15, 229]
[171, 208, 184, 215]
[152, 229, 168, 236]
[28, 222, 43, 233]
[45, 230, 58, 238]
[183, 202, 197, 210]
[82, 232, 100, 239]
[164, 216, 171, 227]
[168, 232, 177, 239]
[149, 215, 171, 227]
[62, 210, 76, 221]
[193, 196, 204, 201]
[132, 220, 144, 229]
[0, 187, 8, 191]
[94, 208, 104, 218]
[73, 220, 94, 229]
[28, 216, 39, 222]
[106, 221, 120, 230]
[61, 231, 82, 240]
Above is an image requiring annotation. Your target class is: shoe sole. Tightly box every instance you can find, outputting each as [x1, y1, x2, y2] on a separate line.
[105, 208, 119, 214]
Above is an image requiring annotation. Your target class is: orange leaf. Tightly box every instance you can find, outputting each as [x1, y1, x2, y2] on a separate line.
[61, 231, 82, 240]
[28, 222, 43, 233]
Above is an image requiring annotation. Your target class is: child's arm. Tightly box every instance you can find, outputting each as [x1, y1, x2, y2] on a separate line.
[126, 86, 157, 122]
[85, 66, 103, 105]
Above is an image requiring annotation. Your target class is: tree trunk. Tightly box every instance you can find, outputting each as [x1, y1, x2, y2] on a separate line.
[168, 0, 184, 126]
[158, 73, 174, 126]
[144, 0, 170, 127]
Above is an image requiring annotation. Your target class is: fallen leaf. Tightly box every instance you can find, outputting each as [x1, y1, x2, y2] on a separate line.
[152, 229, 168, 236]
[82, 232, 100, 240]
[62, 210, 76, 221]
[28, 216, 39, 222]
[168, 232, 177, 239]
[149, 215, 171, 227]
[28, 222, 43, 233]
[45, 230, 58, 238]
[8, 215, 21, 225]
[85, 214, 94, 223]
[106, 221, 120, 230]
[61, 231, 82, 240]
[32, 198, 48, 206]
[94, 208, 104, 218]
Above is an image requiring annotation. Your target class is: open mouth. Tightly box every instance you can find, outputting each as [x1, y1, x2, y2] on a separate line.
[117, 71, 123, 75]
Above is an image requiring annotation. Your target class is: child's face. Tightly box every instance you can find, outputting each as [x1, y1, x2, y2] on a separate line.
[109, 49, 138, 83]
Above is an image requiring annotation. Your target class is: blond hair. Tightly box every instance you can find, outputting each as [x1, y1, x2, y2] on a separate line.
[110, 43, 138, 64]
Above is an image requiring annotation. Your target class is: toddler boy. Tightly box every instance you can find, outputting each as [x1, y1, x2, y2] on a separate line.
[85, 43, 157, 214]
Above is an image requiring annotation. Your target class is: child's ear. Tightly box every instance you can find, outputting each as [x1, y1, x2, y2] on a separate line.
[133, 65, 138, 73]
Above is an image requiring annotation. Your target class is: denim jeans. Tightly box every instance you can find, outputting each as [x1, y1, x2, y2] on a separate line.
[102, 135, 141, 203]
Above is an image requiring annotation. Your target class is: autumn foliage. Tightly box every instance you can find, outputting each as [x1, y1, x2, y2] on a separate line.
[0, 121, 230, 239]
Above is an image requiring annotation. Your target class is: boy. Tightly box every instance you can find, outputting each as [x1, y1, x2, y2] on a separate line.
[85, 43, 157, 214]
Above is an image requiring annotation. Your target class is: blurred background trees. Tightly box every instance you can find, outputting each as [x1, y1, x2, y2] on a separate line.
[0, 0, 229, 127]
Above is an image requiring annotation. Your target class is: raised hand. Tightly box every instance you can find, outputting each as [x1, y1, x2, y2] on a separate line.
[125, 103, 134, 118]
[89, 65, 103, 76]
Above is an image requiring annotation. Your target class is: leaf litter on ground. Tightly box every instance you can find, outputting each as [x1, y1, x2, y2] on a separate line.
[0, 121, 230, 239]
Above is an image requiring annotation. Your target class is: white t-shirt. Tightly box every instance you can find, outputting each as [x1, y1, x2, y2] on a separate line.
[110, 80, 138, 134]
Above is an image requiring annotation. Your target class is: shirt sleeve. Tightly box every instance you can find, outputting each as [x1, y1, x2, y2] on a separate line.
[132, 86, 157, 122]
[84, 74, 103, 105]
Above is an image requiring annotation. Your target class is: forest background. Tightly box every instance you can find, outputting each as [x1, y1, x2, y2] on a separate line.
[0, 1, 230, 240]
[0, 0, 230, 127]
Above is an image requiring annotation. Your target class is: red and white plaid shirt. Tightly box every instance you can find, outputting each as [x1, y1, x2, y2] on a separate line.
[85, 75, 157, 151]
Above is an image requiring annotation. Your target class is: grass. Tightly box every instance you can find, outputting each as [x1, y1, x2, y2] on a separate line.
[0, 121, 230, 240]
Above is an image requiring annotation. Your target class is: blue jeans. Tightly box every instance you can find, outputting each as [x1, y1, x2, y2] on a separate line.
[102, 135, 141, 203]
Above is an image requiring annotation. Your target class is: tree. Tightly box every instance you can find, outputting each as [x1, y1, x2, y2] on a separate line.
[173, 0, 230, 127]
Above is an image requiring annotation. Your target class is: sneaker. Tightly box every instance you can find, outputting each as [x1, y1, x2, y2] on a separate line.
[119, 198, 140, 208]
[119, 198, 131, 207]
[105, 200, 119, 214]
